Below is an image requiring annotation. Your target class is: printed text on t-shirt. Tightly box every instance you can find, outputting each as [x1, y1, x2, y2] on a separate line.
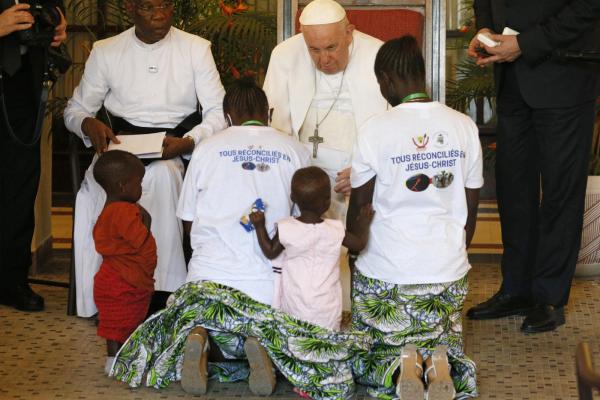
[390, 149, 466, 172]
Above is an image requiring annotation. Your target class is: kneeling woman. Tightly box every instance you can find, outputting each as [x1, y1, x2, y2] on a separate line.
[109, 78, 370, 400]
[348, 36, 479, 399]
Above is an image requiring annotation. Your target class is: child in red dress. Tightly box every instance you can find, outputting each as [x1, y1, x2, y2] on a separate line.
[92, 150, 157, 374]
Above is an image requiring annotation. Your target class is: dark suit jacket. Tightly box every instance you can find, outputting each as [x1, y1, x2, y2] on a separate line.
[474, 0, 600, 108]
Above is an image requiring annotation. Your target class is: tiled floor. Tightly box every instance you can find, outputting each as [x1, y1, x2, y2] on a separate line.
[2, 260, 600, 400]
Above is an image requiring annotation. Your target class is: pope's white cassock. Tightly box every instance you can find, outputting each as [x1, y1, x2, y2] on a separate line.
[64, 27, 226, 317]
[263, 29, 388, 220]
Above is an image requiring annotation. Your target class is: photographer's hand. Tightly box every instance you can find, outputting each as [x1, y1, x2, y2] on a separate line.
[81, 117, 120, 153]
[51, 7, 67, 47]
[0, 4, 34, 38]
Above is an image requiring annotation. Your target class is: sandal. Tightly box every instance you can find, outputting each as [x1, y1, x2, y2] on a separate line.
[181, 326, 210, 395]
[424, 345, 455, 400]
[245, 336, 276, 396]
[396, 343, 425, 399]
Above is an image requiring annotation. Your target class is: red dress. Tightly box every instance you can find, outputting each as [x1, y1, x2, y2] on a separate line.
[93, 202, 157, 343]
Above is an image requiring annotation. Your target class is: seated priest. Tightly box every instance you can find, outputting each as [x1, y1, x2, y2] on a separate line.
[63, 0, 227, 318]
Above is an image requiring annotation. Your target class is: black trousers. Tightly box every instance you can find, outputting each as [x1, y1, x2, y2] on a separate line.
[496, 63, 596, 307]
[0, 58, 41, 290]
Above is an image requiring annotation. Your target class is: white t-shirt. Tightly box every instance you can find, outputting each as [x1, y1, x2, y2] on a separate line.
[177, 126, 310, 304]
[351, 101, 483, 285]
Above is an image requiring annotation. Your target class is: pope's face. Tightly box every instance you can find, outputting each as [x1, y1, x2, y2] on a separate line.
[302, 21, 354, 74]
[129, 0, 174, 44]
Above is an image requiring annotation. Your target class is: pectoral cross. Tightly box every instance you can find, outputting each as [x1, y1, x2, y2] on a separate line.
[308, 128, 324, 158]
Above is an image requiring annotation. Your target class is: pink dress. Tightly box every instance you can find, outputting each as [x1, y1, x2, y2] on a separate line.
[272, 217, 345, 331]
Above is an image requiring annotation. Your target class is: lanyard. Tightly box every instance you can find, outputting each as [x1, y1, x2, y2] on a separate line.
[241, 120, 265, 126]
[401, 92, 429, 103]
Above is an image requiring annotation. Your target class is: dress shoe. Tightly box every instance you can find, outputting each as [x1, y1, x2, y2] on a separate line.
[0, 284, 44, 311]
[520, 304, 565, 334]
[466, 291, 532, 320]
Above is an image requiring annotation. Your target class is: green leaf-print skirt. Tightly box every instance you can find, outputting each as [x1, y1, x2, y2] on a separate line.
[111, 281, 371, 400]
[351, 270, 478, 399]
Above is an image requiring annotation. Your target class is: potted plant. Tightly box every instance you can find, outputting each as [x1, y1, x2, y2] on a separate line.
[446, 0, 497, 199]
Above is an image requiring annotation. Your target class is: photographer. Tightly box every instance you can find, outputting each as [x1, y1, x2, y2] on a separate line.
[0, 0, 67, 312]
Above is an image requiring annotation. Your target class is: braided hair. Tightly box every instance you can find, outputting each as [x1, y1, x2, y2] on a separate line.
[374, 35, 425, 84]
[223, 76, 269, 121]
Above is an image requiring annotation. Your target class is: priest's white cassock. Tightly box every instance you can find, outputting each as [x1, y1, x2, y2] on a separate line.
[64, 27, 226, 317]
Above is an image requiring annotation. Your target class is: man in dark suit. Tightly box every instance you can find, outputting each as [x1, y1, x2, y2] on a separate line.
[466, 0, 600, 333]
[0, 0, 67, 311]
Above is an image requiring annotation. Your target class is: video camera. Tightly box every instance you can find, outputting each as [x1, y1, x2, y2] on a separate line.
[13, 0, 72, 80]
[17, 0, 62, 47]
[0, 0, 71, 147]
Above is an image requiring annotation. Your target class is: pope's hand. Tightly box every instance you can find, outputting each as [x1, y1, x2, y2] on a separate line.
[51, 7, 67, 47]
[0, 4, 34, 38]
[81, 117, 119, 153]
[333, 167, 352, 196]
[162, 136, 194, 160]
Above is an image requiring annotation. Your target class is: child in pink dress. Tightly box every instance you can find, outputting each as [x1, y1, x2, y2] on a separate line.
[250, 166, 373, 330]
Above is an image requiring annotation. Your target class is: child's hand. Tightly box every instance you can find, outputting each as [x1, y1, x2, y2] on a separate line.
[138, 204, 152, 231]
[249, 210, 266, 227]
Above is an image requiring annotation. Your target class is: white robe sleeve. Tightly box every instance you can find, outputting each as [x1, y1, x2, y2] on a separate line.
[184, 42, 227, 145]
[63, 44, 109, 148]
[263, 45, 293, 136]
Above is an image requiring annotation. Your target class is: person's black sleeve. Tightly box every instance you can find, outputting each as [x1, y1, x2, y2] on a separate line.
[518, 0, 600, 65]
[474, 0, 494, 32]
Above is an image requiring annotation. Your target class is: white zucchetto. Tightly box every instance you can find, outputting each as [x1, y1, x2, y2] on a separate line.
[299, 0, 346, 26]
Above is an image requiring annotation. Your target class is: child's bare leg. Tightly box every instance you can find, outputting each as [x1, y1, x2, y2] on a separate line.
[107, 340, 121, 356]
[105, 340, 122, 375]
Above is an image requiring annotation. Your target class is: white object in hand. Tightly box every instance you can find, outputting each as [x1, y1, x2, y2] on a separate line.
[502, 27, 519, 36]
[107, 131, 166, 159]
[477, 33, 500, 48]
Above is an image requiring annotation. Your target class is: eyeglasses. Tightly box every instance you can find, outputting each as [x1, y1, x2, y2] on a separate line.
[137, 1, 174, 14]
[406, 171, 455, 192]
